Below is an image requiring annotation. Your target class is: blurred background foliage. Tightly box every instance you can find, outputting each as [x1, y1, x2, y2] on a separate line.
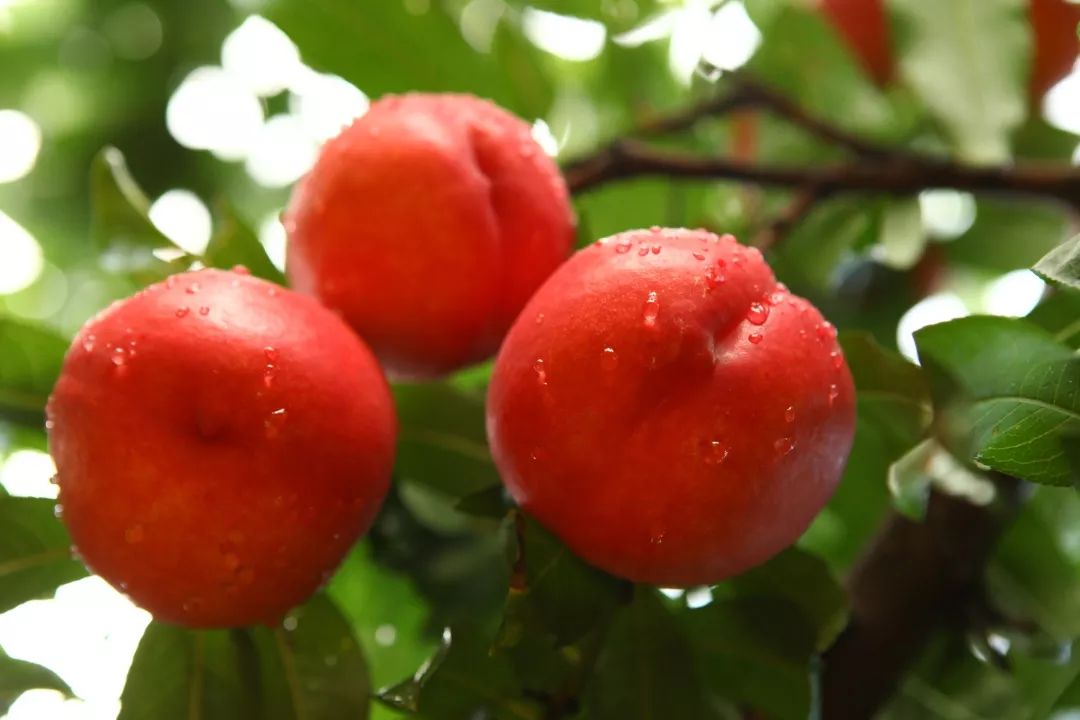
[0, 0, 1078, 718]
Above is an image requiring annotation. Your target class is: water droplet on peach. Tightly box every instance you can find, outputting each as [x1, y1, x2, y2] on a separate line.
[533, 359, 547, 385]
[703, 440, 729, 465]
[774, 437, 796, 456]
[601, 347, 618, 371]
[785, 406, 796, 423]
[828, 384, 840, 406]
[198, 306, 210, 316]
[748, 332, 763, 345]
[642, 291, 659, 327]
[747, 302, 769, 326]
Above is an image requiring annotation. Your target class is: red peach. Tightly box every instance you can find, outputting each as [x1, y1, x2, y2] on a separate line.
[487, 229, 855, 586]
[48, 268, 396, 627]
[284, 93, 576, 379]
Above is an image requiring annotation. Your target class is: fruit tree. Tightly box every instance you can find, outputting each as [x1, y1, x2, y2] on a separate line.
[0, 2, 1078, 720]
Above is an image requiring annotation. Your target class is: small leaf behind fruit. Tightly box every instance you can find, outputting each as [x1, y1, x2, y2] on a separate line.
[393, 383, 501, 498]
[0, 317, 68, 429]
[0, 646, 72, 714]
[0, 496, 86, 614]
[1034, 234, 1080, 293]
[202, 200, 285, 284]
[915, 316, 1080, 486]
[119, 595, 370, 720]
[376, 626, 543, 720]
[90, 147, 182, 283]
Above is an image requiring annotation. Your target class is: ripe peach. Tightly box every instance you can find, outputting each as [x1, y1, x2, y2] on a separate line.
[819, 0, 1079, 101]
[284, 93, 576, 379]
[47, 268, 396, 627]
[486, 229, 855, 586]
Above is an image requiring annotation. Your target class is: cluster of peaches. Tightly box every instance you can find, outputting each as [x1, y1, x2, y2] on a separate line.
[47, 0, 1080, 627]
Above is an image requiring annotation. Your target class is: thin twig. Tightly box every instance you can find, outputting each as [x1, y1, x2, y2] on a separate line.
[565, 140, 1080, 209]
[751, 187, 823, 251]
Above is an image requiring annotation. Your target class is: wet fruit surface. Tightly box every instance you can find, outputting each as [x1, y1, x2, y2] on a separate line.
[284, 93, 576, 379]
[486, 229, 856, 586]
[47, 268, 397, 627]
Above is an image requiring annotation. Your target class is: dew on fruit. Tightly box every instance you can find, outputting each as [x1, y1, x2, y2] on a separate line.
[263, 346, 279, 388]
[747, 302, 769, 326]
[175, 306, 189, 318]
[704, 268, 724, 291]
[53, 504, 63, 519]
[232, 265, 251, 275]
[828, 383, 840, 406]
[185, 282, 200, 295]
[650, 532, 665, 545]
[264, 408, 288, 438]
[799, 329, 808, 339]
[785, 406, 796, 423]
[268, 287, 279, 297]
[124, 524, 144, 544]
[719, 233, 736, 243]
[638, 246, 650, 256]
[642, 291, 660, 327]
[535, 312, 545, 325]
[615, 239, 632, 254]
[649, 225, 661, 234]
[748, 332, 763, 345]
[82, 335, 96, 353]
[601, 347, 618, 371]
[830, 351, 844, 369]
[747, 247, 763, 263]
[651, 244, 662, 255]
[533, 358, 548, 386]
[703, 440, 729, 465]
[816, 321, 837, 340]
[774, 437, 796, 456]
[529, 447, 547, 462]
[692, 251, 706, 261]
[768, 289, 787, 305]
[198, 306, 210, 316]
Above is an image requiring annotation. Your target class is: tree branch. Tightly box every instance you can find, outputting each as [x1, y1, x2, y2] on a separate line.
[565, 140, 1080, 209]
[820, 479, 1024, 720]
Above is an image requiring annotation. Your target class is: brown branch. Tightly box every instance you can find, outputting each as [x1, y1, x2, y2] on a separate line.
[820, 478, 1023, 720]
[630, 79, 895, 159]
[565, 140, 1080, 209]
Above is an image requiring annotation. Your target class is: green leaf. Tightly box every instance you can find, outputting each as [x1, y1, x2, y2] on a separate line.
[202, 201, 285, 284]
[266, 0, 552, 118]
[0, 496, 86, 614]
[120, 595, 370, 720]
[726, 547, 849, 653]
[377, 625, 543, 720]
[1027, 292, 1080, 349]
[945, 198, 1069, 273]
[990, 487, 1080, 639]
[497, 511, 631, 650]
[915, 316, 1080, 486]
[1034, 234, 1080, 293]
[889, 0, 1027, 163]
[747, 5, 900, 138]
[771, 198, 878, 292]
[0, 646, 72, 714]
[680, 550, 847, 720]
[886, 439, 936, 520]
[801, 333, 931, 567]
[876, 198, 926, 270]
[326, 544, 434, 690]
[90, 147, 180, 283]
[583, 587, 716, 719]
[393, 383, 500, 499]
[0, 317, 67, 428]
